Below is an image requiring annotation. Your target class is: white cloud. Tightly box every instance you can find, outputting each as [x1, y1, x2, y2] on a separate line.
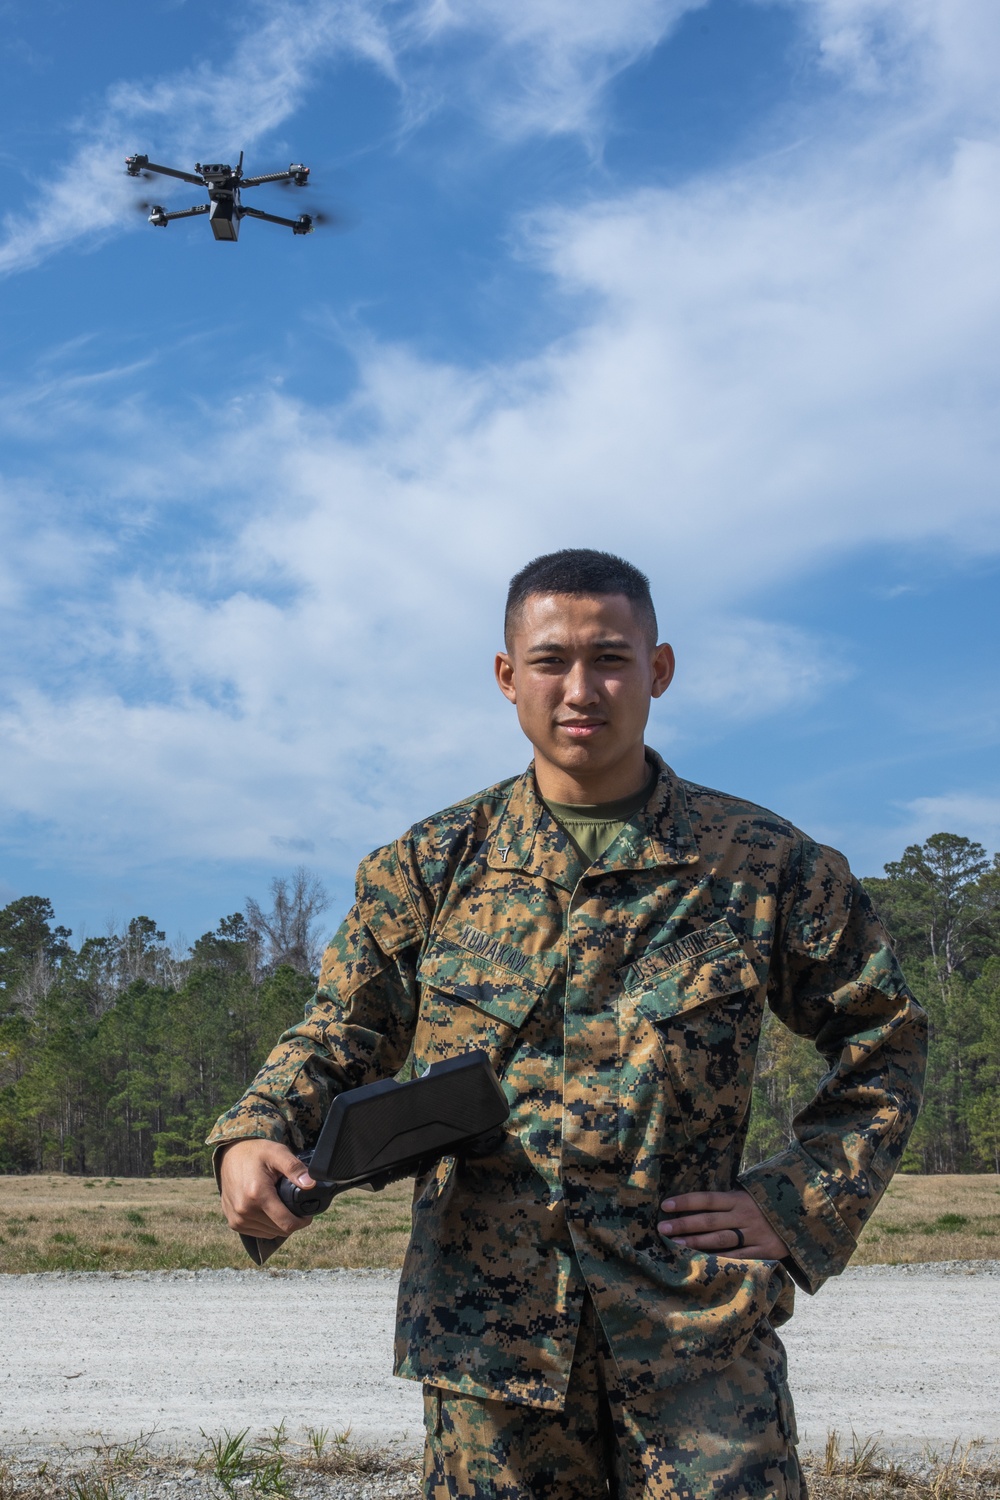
[528, 143, 1000, 573]
[664, 619, 846, 723]
[800, 0, 1000, 113]
[411, 0, 707, 139]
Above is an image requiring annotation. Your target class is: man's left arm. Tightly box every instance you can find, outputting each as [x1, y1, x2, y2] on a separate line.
[735, 839, 928, 1292]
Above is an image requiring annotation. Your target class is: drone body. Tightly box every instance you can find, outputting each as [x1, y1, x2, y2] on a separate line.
[125, 152, 314, 240]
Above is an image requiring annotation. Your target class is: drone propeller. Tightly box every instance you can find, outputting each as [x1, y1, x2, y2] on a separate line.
[286, 201, 346, 228]
[271, 181, 348, 230]
[296, 208, 347, 233]
[276, 179, 344, 212]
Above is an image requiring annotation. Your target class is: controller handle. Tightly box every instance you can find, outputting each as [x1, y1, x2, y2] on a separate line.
[275, 1174, 336, 1217]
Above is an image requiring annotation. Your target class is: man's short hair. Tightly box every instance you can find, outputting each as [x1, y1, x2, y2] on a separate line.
[504, 548, 658, 648]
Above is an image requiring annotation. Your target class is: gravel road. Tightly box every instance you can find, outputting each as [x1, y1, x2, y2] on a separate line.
[2, 1262, 998, 1461]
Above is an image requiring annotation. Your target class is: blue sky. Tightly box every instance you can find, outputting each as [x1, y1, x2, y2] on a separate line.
[1, 0, 998, 947]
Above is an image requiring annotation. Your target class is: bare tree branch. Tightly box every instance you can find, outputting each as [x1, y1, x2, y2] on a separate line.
[245, 867, 330, 976]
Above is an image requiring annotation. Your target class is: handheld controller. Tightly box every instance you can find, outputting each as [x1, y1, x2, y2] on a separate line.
[240, 1051, 509, 1264]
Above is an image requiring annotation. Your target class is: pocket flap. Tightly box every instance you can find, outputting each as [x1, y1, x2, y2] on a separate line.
[417, 937, 540, 1029]
[624, 921, 758, 1022]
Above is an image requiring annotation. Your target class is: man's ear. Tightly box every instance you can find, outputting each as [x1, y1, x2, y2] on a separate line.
[650, 642, 675, 699]
[495, 651, 517, 704]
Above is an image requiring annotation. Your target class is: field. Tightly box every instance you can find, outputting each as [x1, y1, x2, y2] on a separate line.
[0, 1172, 998, 1274]
[0, 1174, 413, 1273]
[853, 1172, 1000, 1264]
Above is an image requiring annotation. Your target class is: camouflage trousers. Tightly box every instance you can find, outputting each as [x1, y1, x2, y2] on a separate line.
[422, 1296, 804, 1500]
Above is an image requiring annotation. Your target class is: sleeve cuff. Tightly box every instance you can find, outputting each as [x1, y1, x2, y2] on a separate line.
[739, 1143, 858, 1294]
[205, 1105, 290, 1191]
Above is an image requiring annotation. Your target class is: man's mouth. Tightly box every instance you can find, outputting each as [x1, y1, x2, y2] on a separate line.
[557, 720, 605, 738]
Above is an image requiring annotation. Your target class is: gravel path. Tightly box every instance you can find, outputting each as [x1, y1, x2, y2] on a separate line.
[2, 1262, 998, 1461]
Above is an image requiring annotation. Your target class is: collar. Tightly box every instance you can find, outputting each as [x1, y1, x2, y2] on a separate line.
[486, 749, 700, 889]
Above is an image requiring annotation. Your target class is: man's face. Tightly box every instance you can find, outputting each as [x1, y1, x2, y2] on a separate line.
[495, 592, 675, 800]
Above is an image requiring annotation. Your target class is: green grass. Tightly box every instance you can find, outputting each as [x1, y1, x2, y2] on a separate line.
[935, 1213, 971, 1230]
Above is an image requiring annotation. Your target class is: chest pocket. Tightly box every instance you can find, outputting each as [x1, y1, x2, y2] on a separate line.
[414, 936, 542, 1076]
[623, 922, 761, 1138]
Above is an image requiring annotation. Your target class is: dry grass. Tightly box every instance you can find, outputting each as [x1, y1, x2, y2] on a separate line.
[852, 1174, 1000, 1266]
[0, 1175, 413, 1273]
[0, 1425, 420, 1500]
[0, 1432, 998, 1500]
[806, 1431, 1000, 1499]
[1, 1172, 999, 1274]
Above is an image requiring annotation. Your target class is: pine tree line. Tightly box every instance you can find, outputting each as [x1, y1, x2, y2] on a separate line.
[1, 836, 998, 1176]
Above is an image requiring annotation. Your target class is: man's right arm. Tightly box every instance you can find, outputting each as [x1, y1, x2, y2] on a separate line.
[208, 845, 427, 1240]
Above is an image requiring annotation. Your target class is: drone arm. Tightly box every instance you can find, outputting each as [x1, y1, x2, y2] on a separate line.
[241, 165, 309, 188]
[240, 171, 295, 188]
[146, 161, 206, 185]
[128, 156, 205, 186]
[241, 204, 312, 234]
[149, 203, 211, 226]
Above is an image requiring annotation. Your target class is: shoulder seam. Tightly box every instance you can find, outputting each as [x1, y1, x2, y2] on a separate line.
[404, 774, 522, 835]
[389, 839, 429, 938]
[680, 778, 805, 838]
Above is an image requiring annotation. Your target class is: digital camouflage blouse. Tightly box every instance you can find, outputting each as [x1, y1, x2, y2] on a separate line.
[207, 752, 927, 1410]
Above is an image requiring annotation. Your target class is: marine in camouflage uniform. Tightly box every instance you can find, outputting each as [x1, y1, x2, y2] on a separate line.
[208, 752, 926, 1496]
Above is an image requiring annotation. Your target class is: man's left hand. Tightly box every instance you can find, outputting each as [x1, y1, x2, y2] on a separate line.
[658, 1189, 789, 1260]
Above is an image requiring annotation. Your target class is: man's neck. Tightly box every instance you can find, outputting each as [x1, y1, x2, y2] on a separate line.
[533, 747, 650, 806]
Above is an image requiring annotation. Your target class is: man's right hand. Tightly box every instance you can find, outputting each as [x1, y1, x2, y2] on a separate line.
[218, 1139, 317, 1240]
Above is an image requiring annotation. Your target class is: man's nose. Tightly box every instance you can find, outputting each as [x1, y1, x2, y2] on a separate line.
[564, 665, 600, 706]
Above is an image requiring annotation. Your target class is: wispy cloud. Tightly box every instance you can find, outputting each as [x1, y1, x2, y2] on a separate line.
[410, 0, 707, 139]
[665, 619, 848, 725]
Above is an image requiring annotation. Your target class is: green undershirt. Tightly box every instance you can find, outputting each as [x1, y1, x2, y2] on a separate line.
[543, 763, 658, 866]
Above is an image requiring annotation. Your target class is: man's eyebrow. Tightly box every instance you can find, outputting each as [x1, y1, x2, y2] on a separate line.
[524, 637, 635, 653]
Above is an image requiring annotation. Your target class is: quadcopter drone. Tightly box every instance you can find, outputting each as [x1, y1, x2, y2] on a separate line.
[125, 152, 316, 241]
